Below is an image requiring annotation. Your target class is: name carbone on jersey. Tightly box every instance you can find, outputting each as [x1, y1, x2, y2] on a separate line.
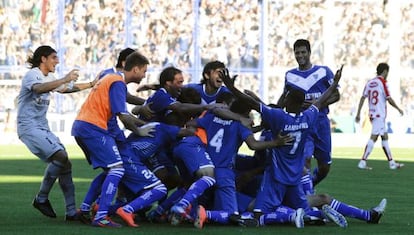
[283, 122, 309, 131]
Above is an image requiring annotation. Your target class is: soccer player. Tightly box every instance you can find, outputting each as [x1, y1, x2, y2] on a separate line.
[138, 66, 221, 190]
[99, 47, 146, 106]
[185, 60, 233, 104]
[355, 62, 404, 170]
[192, 93, 293, 229]
[17, 45, 96, 220]
[151, 88, 216, 225]
[94, 48, 149, 150]
[115, 121, 196, 227]
[71, 51, 154, 228]
[276, 39, 340, 187]
[222, 65, 347, 228]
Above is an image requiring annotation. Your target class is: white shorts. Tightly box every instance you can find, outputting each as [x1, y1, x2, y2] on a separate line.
[370, 117, 386, 135]
[19, 128, 64, 161]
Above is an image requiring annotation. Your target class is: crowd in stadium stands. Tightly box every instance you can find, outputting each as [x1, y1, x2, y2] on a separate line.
[0, 0, 413, 129]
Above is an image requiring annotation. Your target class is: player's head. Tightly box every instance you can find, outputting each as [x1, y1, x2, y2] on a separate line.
[293, 39, 311, 69]
[376, 62, 389, 78]
[202, 60, 225, 87]
[27, 45, 57, 69]
[216, 91, 235, 106]
[159, 66, 184, 98]
[124, 51, 149, 71]
[230, 98, 252, 117]
[124, 51, 149, 83]
[116, 48, 135, 69]
[178, 87, 201, 104]
[294, 39, 311, 52]
[159, 66, 182, 86]
[284, 87, 305, 114]
[166, 87, 201, 126]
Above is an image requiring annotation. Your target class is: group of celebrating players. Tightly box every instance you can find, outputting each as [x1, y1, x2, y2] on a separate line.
[18, 38, 402, 229]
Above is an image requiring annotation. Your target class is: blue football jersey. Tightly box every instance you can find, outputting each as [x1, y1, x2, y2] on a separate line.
[99, 67, 121, 79]
[126, 122, 180, 160]
[185, 83, 230, 105]
[260, 104, 319, 185]
[141, 88, 177, 122]
[284, 65, 334, 114]
[196, 112, 252, 168]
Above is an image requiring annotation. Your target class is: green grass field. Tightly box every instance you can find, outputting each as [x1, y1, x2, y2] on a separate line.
[0, 144, 413, 235]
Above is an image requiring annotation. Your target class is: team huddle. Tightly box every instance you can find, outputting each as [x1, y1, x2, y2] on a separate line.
[17, 38, 403, 229]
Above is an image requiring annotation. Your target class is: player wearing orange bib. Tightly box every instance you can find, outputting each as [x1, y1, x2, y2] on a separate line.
[72, 51, 154, 228]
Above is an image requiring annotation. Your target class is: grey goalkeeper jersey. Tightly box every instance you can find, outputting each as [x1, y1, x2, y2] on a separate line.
[17, 67, 57, 136]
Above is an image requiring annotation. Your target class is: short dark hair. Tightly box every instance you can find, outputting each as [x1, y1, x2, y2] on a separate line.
[285, 87, 305, 107]
[202, 60, 225, 83]
[159, 66, 182, 87]
[123, 51, 149, 71]
[27, 45, 57, 68]
[230, 98, 251, 116]
[293, 39, 311, 53]
[115, 48, 135, 68]
[376, 63, 389, 75]
[216, 91, 234, 105]
[178, 87, 201, 104]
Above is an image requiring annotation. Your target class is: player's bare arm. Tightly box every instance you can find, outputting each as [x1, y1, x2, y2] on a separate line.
[387, 97, 404, 116]
[313, 65, 344, 109]
[33, 69, 79, 94]
[355, 96, 366, 123]
[220, 68, 261, 112]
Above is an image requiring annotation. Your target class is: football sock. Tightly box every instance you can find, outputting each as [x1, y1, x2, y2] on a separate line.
[259, 206, 294, 225]
[362, 139, 375, 160]
[94, 167, 124, 221]
[37, 161, 61, 202]
[123, 184, 167, 213]
[176, 176, 216, 209]
[80, 172, 106, 212]
[58, 163, 76, 216]
[301, 173, 314, 195]
[207, 210, 229, 224]
[306, 208, 323, 218]
[330, 198, 369, 221]
[381, 140, 393, 161]
[155, 187, 187, 214]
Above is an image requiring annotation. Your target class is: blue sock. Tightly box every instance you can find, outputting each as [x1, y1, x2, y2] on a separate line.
[306, 208, 323, 218]
[176, 176, 215, 209]
[301, 173, 314, 195]
[207, 210, 229, 224]
[155, 187, 187, 214]
[80, 172, 106, 211]
[330, 199, 370, 221]
[124, 184, 168, 213]
[259, 206, 294, 225]
[94, 168, 124, 220]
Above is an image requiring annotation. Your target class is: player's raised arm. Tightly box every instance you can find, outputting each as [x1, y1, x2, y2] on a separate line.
[220, 68, 261, 112]
[313, 65, 344, 110]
